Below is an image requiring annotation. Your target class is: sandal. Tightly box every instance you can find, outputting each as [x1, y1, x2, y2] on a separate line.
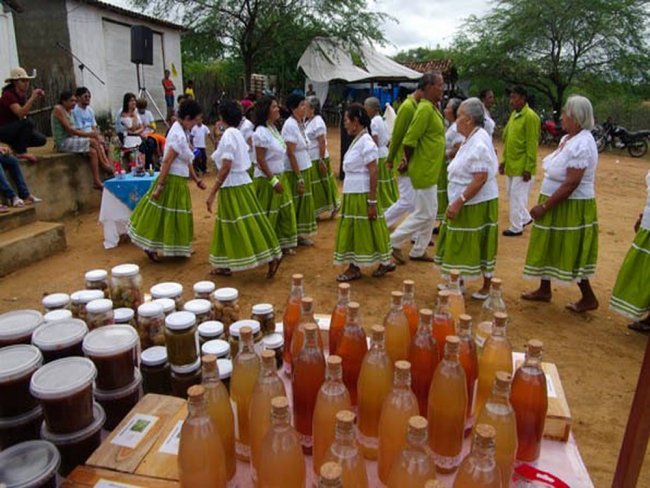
[628, 321, 650, 333]
[521, 291, 552, 302]
[372, 263, 396, 278]
[266, 257, 282, 279]
[144, 250, 160, 262]
[24, 195, 42, 204]
[210, 268, 232, 276]
[11, 196, 24, 208]
[336, 268, 362, 282]
[565, 301, 599, 313]
[0, 204, 8, 213]
[409, 253, 434, 262]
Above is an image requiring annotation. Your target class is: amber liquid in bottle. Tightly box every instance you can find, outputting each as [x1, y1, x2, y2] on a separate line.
[511, 339, 548, 462]
[249, 350, 287, 486]
[178, 385, 227, 488]
[383, 291, 411, 363]
[378, 360, 419, 484]
[458, 315, 479, 430]
[258, 396, 306, 488]
[290, 297, 324, 368]
[201, 356, 236, 484]
[387, 416, 437, 487]
[402, 280, 419, 338]
[230, 326, 260, 461]
[447, 270, 466, 324]
[324, 410, 369, 487]
[329, 283, 350, 355]
[408, 308, 439, 416]
[357, 325, 393, 460]
[312, 355, 352, 478]
[282, 274, 304, 376]
[432, 291, 455, 360]
[453, 424, 502, 488]
[337, 302, 368, 405]
[292, 322, 325, 454]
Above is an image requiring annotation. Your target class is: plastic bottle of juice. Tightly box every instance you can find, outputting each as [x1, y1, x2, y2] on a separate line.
[319, 462, 344, 488]
[230, 326, 260, 461]
[447, 270, 466, 324]
[383, 291, 411, 363]
[510, 339, 548, 462]
[428, 336, 467, 474]
[324, 410, 369, 487]
[249, 350, 286, 486]
[329, 283, 350, 355]
[258, 396, 306, 488]
[387, 416, 437, 487]
[453, 424, 502, 487]
[178, 385, 227, 488]
[432, 291, 455, 359]
[292, 323, 325, 454]
[201, 355, 236, 484]
[408, 308, 439, 416]
[312, 355, 351, 478]
[457, 314, 478, 431]
[377, 360, 419, 484]
[402, 280, 419, 337]
[480, 278, 507, 325]
[357, 325, 393, 460]
[337, 302, 368, 405]
[282, 274, 304, 376]
[290, 297, 324, 367]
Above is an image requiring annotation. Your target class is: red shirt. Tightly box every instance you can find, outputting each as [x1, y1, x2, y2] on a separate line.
[0, 89, 23, 126]
[162, 78, 175, 97]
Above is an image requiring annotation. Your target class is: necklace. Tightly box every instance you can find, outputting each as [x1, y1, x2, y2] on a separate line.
[346, 129, 367, 154]
[267, 123, 286, 149]
[292, 116, 309, 146]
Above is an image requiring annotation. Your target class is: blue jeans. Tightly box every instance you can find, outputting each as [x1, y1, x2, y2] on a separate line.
[0, 154, 30, 200]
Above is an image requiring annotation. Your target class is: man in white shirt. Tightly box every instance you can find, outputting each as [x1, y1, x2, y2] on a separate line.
[479, 88, 496, 138]
[190, 116, 212, 175]
[72, 87, 99, 135]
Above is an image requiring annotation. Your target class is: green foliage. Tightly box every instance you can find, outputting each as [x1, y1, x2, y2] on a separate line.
[183, 59, 245, 121]
[392, 46, 455, 64]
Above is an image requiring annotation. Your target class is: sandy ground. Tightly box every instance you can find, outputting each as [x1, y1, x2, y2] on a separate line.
[2, 133, 650, 486]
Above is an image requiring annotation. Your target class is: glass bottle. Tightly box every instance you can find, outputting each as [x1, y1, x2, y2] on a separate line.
[357, 325, 393, 460]
[425, 481, 446, 488]
[378, 360, 419, 484]
[402, 280, 419, 338]
[432, 291, 455, 360]
[292, 322, 325, 454]
[178, 385, 227, 488]
[511, 339, 548, 462]
[230, 326, 260, 461]
[453, 424, 502, 488]
[408, 308, 439, 416]
[282, 274, 303, 376]
[290, 297, 323, 369]
[480, 278, 507, 325]
[201, 355, 236, 484]
[319, 462, 343, 488]
[337, 302, 368, 405]
[447, 269, 466, 324]
[324, 410, 369, 487]
[387, 416, 437, 487]
[250, 350, 287, 486]
[383, 291, 411, 364]
[428, 336, 467, 474]
[312, 355, 352, 478]
[457, 314, 479, 430]
[475, 312, 513, 420]
[258, 396, 306, 488]
[329, 283, 350, 355]
[475, 371, 517, 485]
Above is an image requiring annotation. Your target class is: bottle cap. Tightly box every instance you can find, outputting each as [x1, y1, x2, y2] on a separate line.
[527, 339, 544, 354]
[183, 299, 211, 315]
[301, 297, 314, 309]
[201, 339, 230, 358]
[85, 269, 108, 282]
[138, 302, 164, 318]
[82, 325, 138, 357]
[437, 290, 450, 301]
[42, 293, 70, 309]
[261, 350, 276, 366]
[491, 278, 502, 289]
[474, 423, 497, 447]
[239, 326, 253, 341]
[319, 462, 343, 484]
[150, 282, 183, 299]
[458, 314, 472, 330]
[193, 280, 216, 294]
[165, 311, 196, 331]
[198, 321, 225, 339]
[271, 396, 289, 413]
[450, 269, 461, 280]
[141, 346, 167, 366]
[419, 308, 433, 321]
[391, 291, 404, 302]
[32, 319, 88, 351]
[262, 333, 284, 349]
[335, 409, 355, 425]
[338, 283, 350, 294]
[0, 345, 42, 383]
[403, 279, 414, 291]
[445, 335, 460, 353]
[494, 371, 512, 387]
[201, 354, 217, 370]
[493, 312, 508, 327]
[214, 287, 239, 302]
[30, 357, 96, 400]
[43, 309, 73, 323]
[408, 415, 428, 432]
[187, 384, 205, 399]
[152, 298, 175, 314]
[327, 355, 342, 367]
[371, 325, 385, 341]
[347, 302, 360, 315]
[230, 320, 260, 337]
[71, 290, 104, 304]
[291, 274, 304, 284]
[252, 303, 274, 315]
[111, 263, 140, 278]
[0, 310, 43, 342]
[395, 360, 411, 372]
[86, 298, 113, 314]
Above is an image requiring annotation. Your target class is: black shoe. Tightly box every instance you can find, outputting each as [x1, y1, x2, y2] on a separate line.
[524, 219, 533, 227]
[502, 229, 523, 237]
[432, 226, 440, 235]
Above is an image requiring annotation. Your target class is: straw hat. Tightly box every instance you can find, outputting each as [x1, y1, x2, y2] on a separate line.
[4, 67, 35, 83]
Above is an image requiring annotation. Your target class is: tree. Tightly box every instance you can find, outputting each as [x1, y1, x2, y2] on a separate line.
[392, 46, 455, 64]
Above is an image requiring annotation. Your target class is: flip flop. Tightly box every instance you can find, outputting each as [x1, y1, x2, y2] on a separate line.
[410, 253, 434, 262]
[336, 269, 362, 282]
[628, 321, 650, 333]
[565, 301, 599, 313]
[521, 291, 552, 302]
[372, 263, 396, 278]
[144, 250, 160, 262]
[210, 268, 232, 276]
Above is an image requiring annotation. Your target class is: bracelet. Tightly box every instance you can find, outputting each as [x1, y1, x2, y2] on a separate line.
[270, 176, 280, 187]
[460, 193, 467, 203]
[367, 199, 377, 205]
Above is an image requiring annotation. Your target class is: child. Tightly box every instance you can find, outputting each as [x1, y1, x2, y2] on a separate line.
[190, 116, 211, 175]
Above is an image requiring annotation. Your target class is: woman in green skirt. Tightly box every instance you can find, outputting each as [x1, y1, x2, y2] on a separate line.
[334, 103, 395, 281]
[364, 97, 398, 210]
[282, 93, 317, 245]
[305, 96, 339, 218]
[437, 98, 464, 230]
[207, 100, 282, 278]
[610, 171, 650, 331]
[252, 96, 298, 253]
[128, 99, 206, 261]
[434, 98, 499, 299]
[522, 95, 599, 313]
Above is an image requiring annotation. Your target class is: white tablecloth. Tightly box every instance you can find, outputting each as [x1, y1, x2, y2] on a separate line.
[98, 188, 131, 249]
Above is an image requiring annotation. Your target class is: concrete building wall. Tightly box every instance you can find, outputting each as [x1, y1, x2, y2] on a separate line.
[0, 7, 19, 72]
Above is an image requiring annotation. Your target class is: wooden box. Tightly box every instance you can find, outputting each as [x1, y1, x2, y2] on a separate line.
[63, 466, 179, 487]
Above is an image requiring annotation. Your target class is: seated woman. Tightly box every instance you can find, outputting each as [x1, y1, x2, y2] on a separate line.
[0, 146, 40, 210]
[136, 98, 165, 170]
[118, 93, 145, 166]
[51, 91, 113, 189]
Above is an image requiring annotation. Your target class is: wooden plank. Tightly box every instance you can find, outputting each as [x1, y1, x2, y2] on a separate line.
[62, 465, 180, 487]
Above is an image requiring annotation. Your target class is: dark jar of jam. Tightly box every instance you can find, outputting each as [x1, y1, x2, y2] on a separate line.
[0, 440, 61, 488]
[141, 346, 172, 395]
[31, 319, 88, 363]
[82, 325, 139, 390]
[171, 360, 202, 398]
[0, 344, 43, 417]
[94, 369, 142, 430]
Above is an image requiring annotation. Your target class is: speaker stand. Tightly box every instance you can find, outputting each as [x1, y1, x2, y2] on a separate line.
[135, 63, 169, 128]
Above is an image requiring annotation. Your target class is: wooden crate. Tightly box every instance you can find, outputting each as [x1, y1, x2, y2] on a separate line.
[62, 465, 179, 487]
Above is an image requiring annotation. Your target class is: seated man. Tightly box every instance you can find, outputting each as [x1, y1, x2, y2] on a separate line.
[0, 145, 40, 210]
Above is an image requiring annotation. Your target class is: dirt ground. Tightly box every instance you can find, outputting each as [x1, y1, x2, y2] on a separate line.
[2, 133, 650, 487]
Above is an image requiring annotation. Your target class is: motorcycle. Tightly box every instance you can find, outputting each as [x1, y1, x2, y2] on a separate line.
[540, 112, 565, 145]
[594, 121, 650, 158]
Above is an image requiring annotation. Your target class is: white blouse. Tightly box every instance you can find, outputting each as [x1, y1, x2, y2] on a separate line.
[447, 128, 499, 205]
[164, 121, 194, 178]
[253, 125, 287, 177]
[641, 171, 650, 230]
[445, 122, 465, 161]
[120, 113, 143, 149]
[342, 132, 378, 194]
[483, 108, 495, 137]
[238, 117, 256, 163]
[540, 129, 598, 199]
[281, 116, 311, 171]
[305, 115, 329, 161]
[370, 115, 389, 158]
[211, 127, 252, 188]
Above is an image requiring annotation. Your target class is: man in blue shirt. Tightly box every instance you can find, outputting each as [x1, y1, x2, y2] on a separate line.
[72, 87, 98, 135]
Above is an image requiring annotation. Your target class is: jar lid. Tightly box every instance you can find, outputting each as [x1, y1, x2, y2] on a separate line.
[201, 339, 230, 358]
[111, 263, 140, 277]
[41, 402, 105, 445]
[193, 280, 216, 294]
[252, 303, 274, 315]
[43, 309, 73, 323]
[0, 405, 42, 428]
[150, 282, 183, 298]
[152, 298, 175, 314]
[230, 319, 260, 337]
[0, 345, 43, 382]
[82, 325, 139, 357]
[41, 293, 70, 309]
[165, 311, 196, 331]
[95, 368, 142, 400]
[114, 307, 135, 323]
[138, 301, 164, 318]
[263, 333, 284, 349]
[184, 299, 212, 315]
[141, 346, 167, 366]
[32, 319, 88, 351]
[71, 290, 104, 304]
[0, 440, 61, 488]
[198, 321, 224, 338]
[171, 358, 201, 374]
[30, 356, 96, 400]
[85, 269, 108, 282]
[0, 310, 43, 341]
[214, 287, 238, 302]
[86, 298, 113, 314]
[217, 359, 233, 379]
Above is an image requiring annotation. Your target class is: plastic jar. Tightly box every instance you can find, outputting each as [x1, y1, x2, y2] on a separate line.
[30, 357, 97, 434]
[217, 359, 233, 392]
[165, 311, 199, 367]
[170, 360, 202, 398]
[85, 298, 114, 330]
[0, 440, 61, 488]
[184, 299, 213, 324]
[40, 402, 105, 476]
[43, 309, 73, 323]
[193, 280, 216, 300]
[114, 307, 136, 326]
[42, 293, 71, 313]
[82, 325, 139, 390]
[85, 269, 110, 298]
[0, 345, 43, 417]
[262, 333, 284, 370]
[137, 301, 165, 349]
[110, 264, 143, 310]
[95, 369, 143, 430]
[198, 321, 225, 345]
[251, 303, 276, 336]
[31, 319, 88, 363]
[70, 290, 104, 322]
[0, 405, 43, 450]
[153, 297, 176, 317]
[141, 346, 171, 395]
[229, 319, 263, 356]
[201, 339, 231, 359]
[0, 309, 44, 347]
[150, 282, 184, 310]
[212, 287, 240, 331]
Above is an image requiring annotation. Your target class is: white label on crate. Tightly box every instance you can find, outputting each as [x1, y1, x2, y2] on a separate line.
[546, 373, 557, 398]
[158, 420, 184, 455]
[94, 480, 140, 488]
[111, 414, 158, 449]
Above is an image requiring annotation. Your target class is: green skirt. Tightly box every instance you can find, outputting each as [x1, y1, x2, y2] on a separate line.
[286, 169, 317, 238]
[254, 174, 298, 250]
[437, 162, 449, 221]
[310, 157, 340, 216]
[333, 193, 392, 267]
[523, 196, 598, 282]
[610, 227, 650, 320]
[434, 198, 498, 278]
[208, 183, 282, 271]
[377, 157, 398, 210]
[128, 174, 193, 257]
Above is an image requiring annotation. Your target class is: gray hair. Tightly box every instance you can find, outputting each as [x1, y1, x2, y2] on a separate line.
[364, 96, 381, 112]
[564, 95, 594, 131]
[418, 71, 442, 90]
[446, 97, 462, 119]
[459, 97, 485, 127]
[307, 96, 321, 115]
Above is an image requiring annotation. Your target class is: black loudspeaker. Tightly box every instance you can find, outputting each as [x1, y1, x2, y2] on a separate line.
[131, 25, 153, 65]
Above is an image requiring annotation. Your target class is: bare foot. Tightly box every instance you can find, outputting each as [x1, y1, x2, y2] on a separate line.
[210, 268, 232, 276]
[566, 298, 599, 313]
[521, 290, 552, 302]
[17, 153, 37, 163]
